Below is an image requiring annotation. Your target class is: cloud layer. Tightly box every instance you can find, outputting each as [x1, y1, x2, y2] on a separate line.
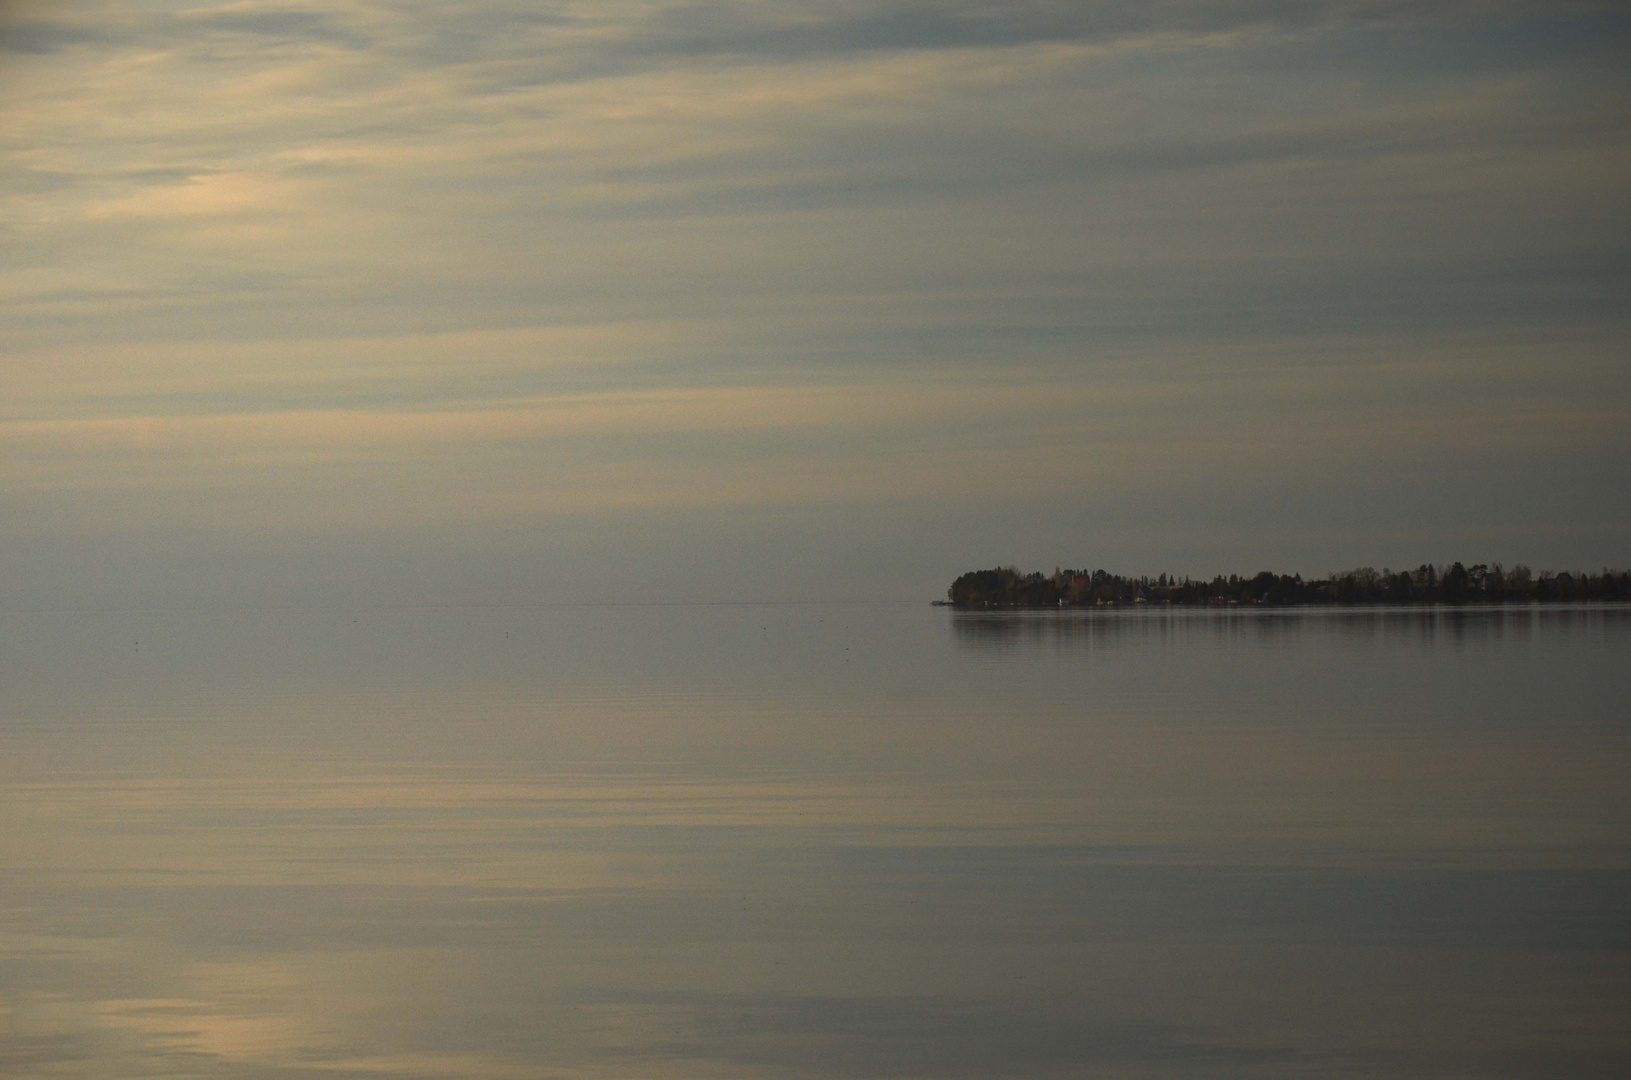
[1, 1, 1627, 603]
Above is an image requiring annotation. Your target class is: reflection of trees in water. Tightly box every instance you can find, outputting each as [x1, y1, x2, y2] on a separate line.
[950, 605, 1631, 653]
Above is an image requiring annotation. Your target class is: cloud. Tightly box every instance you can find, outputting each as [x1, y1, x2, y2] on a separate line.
[0, 0, 1626, 598]
[84, 169, 303, 220]
[0, 2, 369, 55]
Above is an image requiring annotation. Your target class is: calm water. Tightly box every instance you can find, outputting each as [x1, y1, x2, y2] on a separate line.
[1, 604, 1628, 1078]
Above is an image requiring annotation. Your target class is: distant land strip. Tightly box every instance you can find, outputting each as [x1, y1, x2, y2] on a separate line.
[944, 564, 1630, 608]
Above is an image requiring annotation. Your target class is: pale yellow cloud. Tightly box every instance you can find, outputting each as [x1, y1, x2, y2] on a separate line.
[2, 326, 1625, 539]
[1, 380, 1054, 449]
[85, 169, 303, 220]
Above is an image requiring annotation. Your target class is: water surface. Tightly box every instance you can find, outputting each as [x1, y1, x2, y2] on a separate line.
[2, 605, 1628, 1077]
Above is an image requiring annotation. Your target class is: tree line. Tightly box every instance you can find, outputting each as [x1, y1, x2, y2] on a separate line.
[947, 563, 1631, 608]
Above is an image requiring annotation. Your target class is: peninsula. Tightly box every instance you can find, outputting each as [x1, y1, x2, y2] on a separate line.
[946, 564, 1630, 608]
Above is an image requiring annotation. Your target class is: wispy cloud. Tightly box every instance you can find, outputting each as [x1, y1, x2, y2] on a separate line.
[0, 1, 1627, 600]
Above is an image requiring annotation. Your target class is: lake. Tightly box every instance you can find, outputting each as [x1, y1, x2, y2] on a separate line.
[2, 604, 1628, 1078]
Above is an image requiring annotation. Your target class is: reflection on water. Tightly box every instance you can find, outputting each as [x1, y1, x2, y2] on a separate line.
[2, 605, 1628, 1078]
[950, 603, 1625, 649]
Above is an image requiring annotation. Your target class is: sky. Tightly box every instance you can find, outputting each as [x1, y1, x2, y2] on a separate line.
[1, 0, 1627, 607]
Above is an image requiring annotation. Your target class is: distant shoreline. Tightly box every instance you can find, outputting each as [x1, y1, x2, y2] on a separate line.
[944, 564, 1629, 608]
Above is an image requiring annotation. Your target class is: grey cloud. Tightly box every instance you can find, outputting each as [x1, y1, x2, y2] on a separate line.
[613, 1, 1626, 65]
[0, 1033, 88, 1071]
[644, 2, 1134, 60]
[0, 167, 80, 194]
[566, 99, 1620, 213]
[5, 0, 1619, 62]
[679, 1, 1618, 67]
[0, 17, 103, 54]
[6, 1, 1616, 80]
[0, 4, 368, 56]
[369, 1, 1628, 87]
[174, 7, 370, 49]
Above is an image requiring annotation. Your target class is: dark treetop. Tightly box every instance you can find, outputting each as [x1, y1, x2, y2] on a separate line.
[947, 564, 1631, 608]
